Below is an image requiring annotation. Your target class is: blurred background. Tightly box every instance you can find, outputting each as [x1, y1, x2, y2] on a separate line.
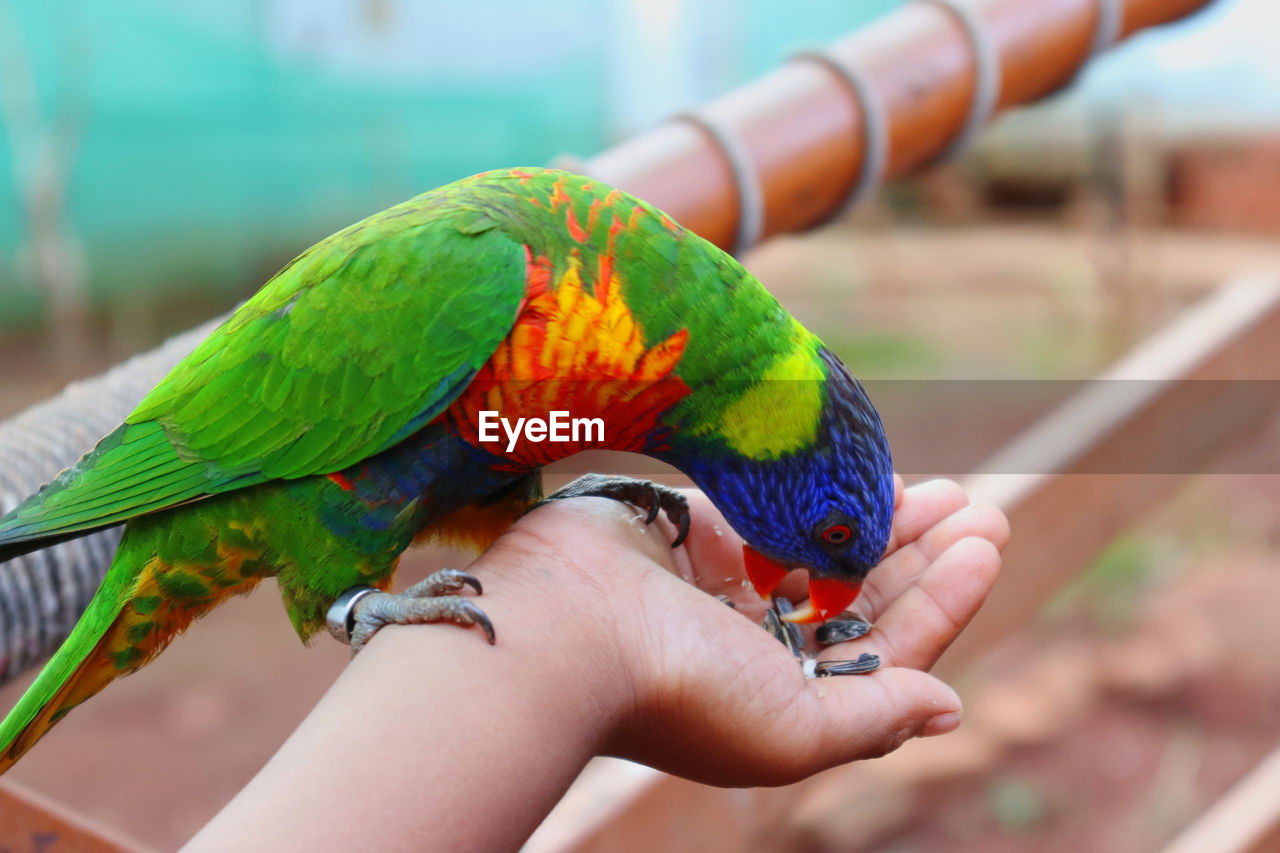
[3, 0, 1280, 850]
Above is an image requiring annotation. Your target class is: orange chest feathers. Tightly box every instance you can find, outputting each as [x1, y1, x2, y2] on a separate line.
[447, 249, 691, 469]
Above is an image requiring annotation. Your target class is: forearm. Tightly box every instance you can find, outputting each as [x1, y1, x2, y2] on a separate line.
[184, 545, 631, 852]
[182, 485, 1003, 847]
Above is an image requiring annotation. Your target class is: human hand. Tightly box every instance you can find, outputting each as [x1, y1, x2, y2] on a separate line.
[187, 476, 1006, 851]
[490, 475, 1009, 787]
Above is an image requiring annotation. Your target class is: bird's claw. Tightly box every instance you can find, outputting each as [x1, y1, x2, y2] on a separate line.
[543, 473, 691, 548]
[401, 567, 484, 598]
[326, 569, 494, 655]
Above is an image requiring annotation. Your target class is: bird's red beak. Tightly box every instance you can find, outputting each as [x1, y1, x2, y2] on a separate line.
[742, 545, 863, 624]
[742, 544, 790, 600]
[782, 577, 862, 624]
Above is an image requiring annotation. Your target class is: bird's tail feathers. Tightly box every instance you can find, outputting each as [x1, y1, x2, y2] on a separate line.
[0, 421, 212, 565]
[0, 582, 127, 773]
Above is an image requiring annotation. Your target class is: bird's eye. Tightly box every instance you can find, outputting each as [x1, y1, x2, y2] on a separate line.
[821, 523, 853, 545]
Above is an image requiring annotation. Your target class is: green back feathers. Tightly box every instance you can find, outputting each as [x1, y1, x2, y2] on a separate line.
[131, 214, 527, 478]
[0, 187, 529, 549]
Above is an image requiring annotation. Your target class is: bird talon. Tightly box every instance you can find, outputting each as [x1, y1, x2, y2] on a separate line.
[401, 568, 483, 599]
[464, 603, 497, 645]
[331, 568, 496, 654]
[544, 474, 691, 549]
[643, 495, 661, 525]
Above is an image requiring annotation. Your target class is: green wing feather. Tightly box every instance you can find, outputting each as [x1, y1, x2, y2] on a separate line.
[0, 196, 528, 549]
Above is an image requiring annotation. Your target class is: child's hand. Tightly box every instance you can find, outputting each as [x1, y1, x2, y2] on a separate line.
[489, 476, 1008, 786]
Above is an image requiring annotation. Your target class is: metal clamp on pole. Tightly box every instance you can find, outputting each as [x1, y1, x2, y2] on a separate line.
[675, 110, 766, 255]
[791, 50, 890, 219]
[1091, 0, 1126, 56]
[918, 0, 1002, 160]
[1065, 0, 1127, 87]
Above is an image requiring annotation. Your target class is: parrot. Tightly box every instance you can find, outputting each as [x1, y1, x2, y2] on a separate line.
[0, 167, 894, 772]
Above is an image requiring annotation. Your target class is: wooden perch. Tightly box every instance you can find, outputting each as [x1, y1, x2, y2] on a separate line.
[1161, 742, 1280, 853]
[0, 783, 145, 853]
[948, 277, 1280, 675]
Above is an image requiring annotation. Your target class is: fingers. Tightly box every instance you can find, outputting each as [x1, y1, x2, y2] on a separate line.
[643, 652, 967, 787]
[517, 480, 992, 787]
[672, 491, 754, 594]
[830, 535, 1003, 673]
[859, 498, 1010, 620]
[881, 479, 970, 560]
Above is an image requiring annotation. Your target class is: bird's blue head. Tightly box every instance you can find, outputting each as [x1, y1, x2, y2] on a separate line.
[679, 347, 894, 623]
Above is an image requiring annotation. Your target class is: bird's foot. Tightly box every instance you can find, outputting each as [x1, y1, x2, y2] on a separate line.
[542, 473, 691, 548]
[760, 600, 879, 677]
[326, 569, 495, 655]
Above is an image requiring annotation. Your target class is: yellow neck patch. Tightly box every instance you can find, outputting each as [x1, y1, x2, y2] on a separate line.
[719, 340, 824, 459]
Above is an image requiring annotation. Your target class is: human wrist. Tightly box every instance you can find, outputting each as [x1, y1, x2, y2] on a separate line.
[466, 514, 649, 758]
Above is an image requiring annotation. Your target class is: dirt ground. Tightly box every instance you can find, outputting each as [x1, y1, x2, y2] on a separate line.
[2, 221, 1280, 850]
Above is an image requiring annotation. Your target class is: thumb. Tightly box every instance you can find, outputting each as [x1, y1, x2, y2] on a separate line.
[787, 667, 963, 771]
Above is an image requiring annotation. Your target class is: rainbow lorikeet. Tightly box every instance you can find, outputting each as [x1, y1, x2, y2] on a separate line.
[0, 167, 893, 771]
